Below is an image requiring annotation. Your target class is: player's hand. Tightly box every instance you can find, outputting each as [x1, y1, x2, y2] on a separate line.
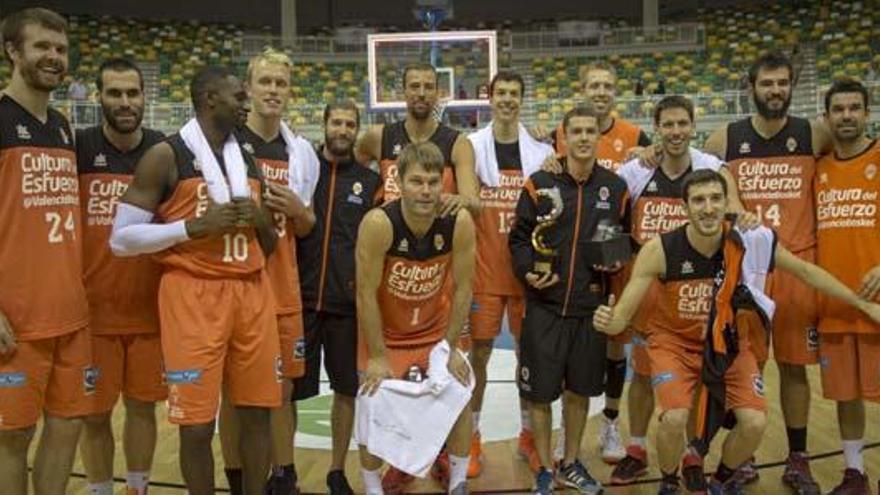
[529, 123, 552, 142]
[539, 155, 564, 174]
[593, 261, 624, 273]
[447, 348, 470, 386]
[360, 357, 393, 396]
[635, 143, 663, 168]
[0, 311, 16, 355]
[525, 271, 560, 290]
[439, 194, 466, 217]
[859, 265, 880, 301]
[264, 182, 306, 219]
[858, 300, 880, 324]
[734, 211, 761, 231]
[232, 197, 262, 227]
[187, 199, 238, 237]
[593, 294, 623, 335]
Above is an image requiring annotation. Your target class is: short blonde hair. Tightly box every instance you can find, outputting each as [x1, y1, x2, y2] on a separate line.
[578, 61, 617, 84]
[246, 47, 292, 82]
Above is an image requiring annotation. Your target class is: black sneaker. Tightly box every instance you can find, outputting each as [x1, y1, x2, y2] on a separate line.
[681, 452, 707, 493]
[265, 470, 299, 495]
[327, 469, 354, 495]
[658, 473, 681, 494]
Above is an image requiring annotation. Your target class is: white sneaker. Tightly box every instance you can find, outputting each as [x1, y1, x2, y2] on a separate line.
[598, 417, 626, 464]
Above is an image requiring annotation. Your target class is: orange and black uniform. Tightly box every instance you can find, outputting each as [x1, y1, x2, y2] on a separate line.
[155, 133, 280, 425]
[0, 96, 92, 429]
[647, 225, 767, 414]
[357, 200, 456, 378]
[552, 118, 651, 171]
[470, 141, 526, 340]
[509, 164, 630, 402]
[378, 121, 459, 202]
[725, 116, 817, 364]
[77, 125, 167, 413]
[294, 150, 381, 399]
[238, 126, 307, 379]
[814, 140, 880, 401]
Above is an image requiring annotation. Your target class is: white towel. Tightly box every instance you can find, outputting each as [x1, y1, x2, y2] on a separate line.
[617, 147, 724, 203]
[468, 122, 554, 187]
[355, 341, 474, 478]
[736, 225, 777, 322]
[180, 118, 250, 203]
[279, 122, 320, 207]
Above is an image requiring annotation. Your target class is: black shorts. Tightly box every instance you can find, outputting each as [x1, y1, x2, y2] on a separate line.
[291, 309, 359, 400]
[517, 301, 606, 403]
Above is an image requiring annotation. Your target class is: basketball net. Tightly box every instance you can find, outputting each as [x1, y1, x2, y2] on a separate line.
[433, 96, 451, 123]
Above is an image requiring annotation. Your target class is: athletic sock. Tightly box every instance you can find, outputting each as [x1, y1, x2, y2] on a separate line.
[714, 463, 735, 483]
[630, 436, 647, 449]
[604, 358, 627, 401]
[88, 480, 113, 495]
[126, 471, 150, 495]
[361, 467, 383, 495]
[472, 411, 481, 434]
[843, 439, 865, 473]
[448, 454, 470, 492]
[786, 427, 808, 454]
[224, 468, 243, 495]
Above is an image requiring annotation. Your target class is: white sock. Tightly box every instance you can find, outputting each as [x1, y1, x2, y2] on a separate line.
[472, 411, 481, 434]
[88, 481, 113, 495]
[843, 439, 864, 472]
[448, 454, 470, 492]
[520, 407, 531, 431]
[126, 471, 150, 495]
[361, 467, 384, 495]
[630, 436, 647, 448]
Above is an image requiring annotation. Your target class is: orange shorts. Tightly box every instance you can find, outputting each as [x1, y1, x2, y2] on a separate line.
[818, 333, 880, 402]
[159, 270, 281, 425]
[469, 293, 525, 341]
[89, 333, 166, 415]
[752, 248, 818, 365]
[278, 312, 305, 379]
[648, 335, 765, 413]
[631, 331, 651, 376]
[357, 340, 436, 380]
[0, 327, 93, 430]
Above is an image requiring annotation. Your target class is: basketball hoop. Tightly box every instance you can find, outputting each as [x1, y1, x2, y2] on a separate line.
[433, 96, 452, 122]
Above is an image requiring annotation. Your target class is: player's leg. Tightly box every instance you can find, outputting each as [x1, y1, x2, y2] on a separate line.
[237, 406, 272, 494]
[0, 426, 35, 495]
[267, 312, 305, 493]
[508, 297, 539, 470]
[445, 399, 474, 493]
[292, 310, 323, 487]
[709, 407, 767, 491]
[610, 333, 652, 485]
[218, 393, 243, 494]
[467, 293, 504, 477]
[179, 422, 217, 495]
[599, 337, 627, 463]
[324, 312, 359, 494]
[80, 334, 123, 494]
[358, 446, 385, 495]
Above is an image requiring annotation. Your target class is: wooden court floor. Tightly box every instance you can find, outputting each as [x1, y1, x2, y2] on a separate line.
[58, 363, 880, 494]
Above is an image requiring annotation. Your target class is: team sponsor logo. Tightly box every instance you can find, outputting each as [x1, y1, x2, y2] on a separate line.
[806, 326, 819, 352]
[651, 371, 674, 387]
[752, 373, 765, 396]
[0, 372, 27, 388]
[397, 238, 409, 252]
[681, 260, 694, 275]
[479, 172, 525, 206]
[636, 198, 688, 242]
[86, 177, 129, 225]
[596, 186, 611, 209]
[865, 163, 877, 181]
[93, 153, 107, 168]
[83, 366, 99, 395]
[739, 142, 751, 154]
[167, 384, 184, 419]
[261, 161, 289, 184]
[613, 138, 624, 153]
[17, 124, 31, 140]
[165, 369, 203, 384]
[735, 160, 805, 201]
[786, 137, 797, 153]
[819, 172, 828, 184]
[646, 181, 658, 193]
[347, 194, 363, 205]
[385, 260, 446, 300]
[353, 181, 363, 195]
[816, 187, 878, 230]
[677, 281, 713, 320]
[383, 163, 400, 197]
[434, 233, 445, 251]
[294, 338, 306, 359]
[242, 142, 254, 154]
[19, 151, 79, 209]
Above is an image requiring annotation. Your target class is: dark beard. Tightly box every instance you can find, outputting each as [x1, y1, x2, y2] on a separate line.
[102, 106, 143, 134]
[325, 136, 353, 158]
[754, 94, 791, 120]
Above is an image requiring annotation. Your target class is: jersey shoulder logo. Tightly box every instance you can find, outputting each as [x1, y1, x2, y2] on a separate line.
[93, 153, 108, 168]
[16, 124, 31, 140]
[646, 180, 658, 193]
[739, 141, 751, 154]
[398, 238, 409, 252]
[434, 233, 445, 251]
[681, 260, 694, 275]
[242, 142, 255, 154]
[865, 163, 877, 181]
[786, 136, 797, 153]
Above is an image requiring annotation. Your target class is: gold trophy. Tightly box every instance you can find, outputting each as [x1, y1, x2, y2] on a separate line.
[530, 187, 563, 274]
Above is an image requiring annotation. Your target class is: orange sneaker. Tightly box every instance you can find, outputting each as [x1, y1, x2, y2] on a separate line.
[468, 432, 484, 478]
[517, 430, 541, 473]
[382, 466, 415, 495]
[431, 450, 451, 490]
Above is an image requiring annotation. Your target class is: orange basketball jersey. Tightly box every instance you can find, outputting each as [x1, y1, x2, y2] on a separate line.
[377, 200, 456, 347]
[154, 134, 265, 278]
[555, 117, 647, 172]
[815, 139, 880, 334]
[378, 121, 459, 202]
[725, 116, 816, 252]
[0, 96, 88, 340]
[238, 126, 303, 315]
[474, 141, 525, 296]
[77, 126, 165, 334]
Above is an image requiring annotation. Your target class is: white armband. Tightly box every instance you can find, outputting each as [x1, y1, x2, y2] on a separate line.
[110, 202, 190, 256]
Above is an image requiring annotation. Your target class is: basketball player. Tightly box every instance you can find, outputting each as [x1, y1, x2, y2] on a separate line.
[702, 51, 832, 490]
[356, 142, 475, 495]
[110, 66, 280, 495]
[0, 9, 92, 495]
[510, 105, 630, 494]
[593, 169, 880, 494]
[219, 47, 317, 495]
[814, 78, 880, 493]
[610, 95, 753, 489]
[294, 100, 381, 495]
[356, 62, 479, 216]
[546, 62, 652, 463]
[77, 58, 166, 495]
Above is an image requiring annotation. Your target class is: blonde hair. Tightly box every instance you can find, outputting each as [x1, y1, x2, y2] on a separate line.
[578, 61, 617, 84]
[246, 47, 292, 82]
